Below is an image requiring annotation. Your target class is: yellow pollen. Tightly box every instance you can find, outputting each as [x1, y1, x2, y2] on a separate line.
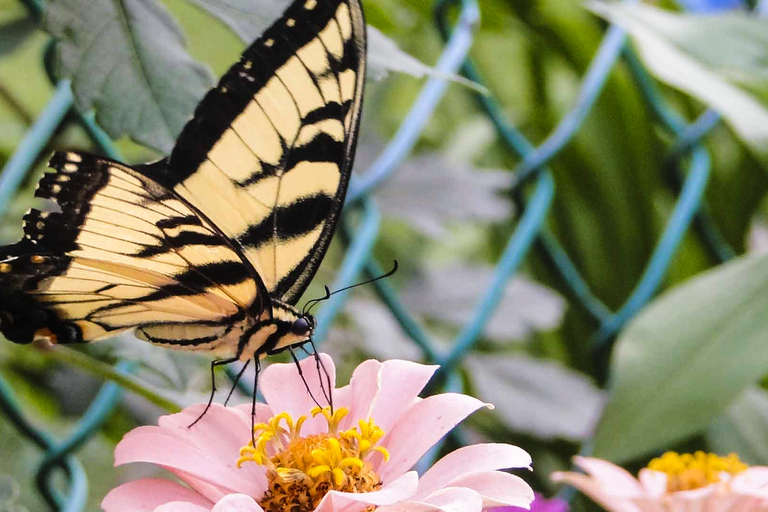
[237, 407, 389, 511]
[647, 451, 748, 492]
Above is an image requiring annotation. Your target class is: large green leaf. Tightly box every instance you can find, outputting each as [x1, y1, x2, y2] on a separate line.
[708, 386, 768, 465]
[186, 0, 472, 84]
[593, 254, 768, 462]
[588, 2, 768, 169]
[45, 0, 215, 153]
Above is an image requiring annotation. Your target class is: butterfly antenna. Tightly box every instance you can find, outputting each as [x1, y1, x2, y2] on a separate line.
[223, 360, 250, 407]
[289, 349, 324, 409]
[303, 286, 331, 316]
[303, 260, 399, 316]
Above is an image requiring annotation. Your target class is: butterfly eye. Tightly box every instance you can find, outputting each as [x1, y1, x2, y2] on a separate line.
[291, 317, 311, 336]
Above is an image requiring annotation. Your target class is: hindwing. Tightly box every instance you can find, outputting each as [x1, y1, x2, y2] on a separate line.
[0, 152, 264, 348]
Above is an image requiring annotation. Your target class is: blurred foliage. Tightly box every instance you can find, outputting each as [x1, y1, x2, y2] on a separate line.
[1, 0, 768, 509]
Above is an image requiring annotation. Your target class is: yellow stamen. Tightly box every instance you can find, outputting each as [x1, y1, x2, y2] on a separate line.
[238, 407, 387, 511]
[647, 451, 748, 492]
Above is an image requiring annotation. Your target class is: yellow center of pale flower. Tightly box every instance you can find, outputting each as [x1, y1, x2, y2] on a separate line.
[646, 451, 748, 492]
[237, 407, 390, 511]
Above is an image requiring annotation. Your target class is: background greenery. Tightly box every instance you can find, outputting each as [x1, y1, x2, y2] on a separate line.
[1, 0, 768, 510]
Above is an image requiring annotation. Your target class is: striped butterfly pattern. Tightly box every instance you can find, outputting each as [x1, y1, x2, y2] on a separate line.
[0, 0, 366, 368]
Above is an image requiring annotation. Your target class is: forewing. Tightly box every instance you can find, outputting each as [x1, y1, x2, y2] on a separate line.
[151, 0, 366, 304]
[0, 151, 262, 346]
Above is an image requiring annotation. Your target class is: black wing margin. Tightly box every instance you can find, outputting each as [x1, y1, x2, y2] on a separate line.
[0, 152, 261, 346]
[149, 0, 367, 305]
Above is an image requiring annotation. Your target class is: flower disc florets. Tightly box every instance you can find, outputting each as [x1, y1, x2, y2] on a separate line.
[647, 451, 747, 492]
[237, 406, 390, 511]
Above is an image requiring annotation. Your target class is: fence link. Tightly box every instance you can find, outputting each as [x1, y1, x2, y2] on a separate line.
[0, 0, 742, 508]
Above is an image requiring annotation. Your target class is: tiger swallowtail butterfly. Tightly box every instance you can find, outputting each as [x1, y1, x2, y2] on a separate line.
[0, 0, 366, 393]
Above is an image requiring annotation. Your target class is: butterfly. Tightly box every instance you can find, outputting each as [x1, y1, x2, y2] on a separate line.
[0, 0, 366, 390]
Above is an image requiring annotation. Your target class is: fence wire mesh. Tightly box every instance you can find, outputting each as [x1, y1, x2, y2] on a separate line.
[0, 0, 747, 508]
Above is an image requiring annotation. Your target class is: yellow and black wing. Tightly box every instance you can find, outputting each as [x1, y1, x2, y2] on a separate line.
[0, 152, 265, 347]
[0, 0, 366, 348]
[145, 0, 366, 305]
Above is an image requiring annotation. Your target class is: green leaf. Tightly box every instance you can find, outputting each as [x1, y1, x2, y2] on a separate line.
[0, 16, 37, 57]
[186, 0, 480, 87]
[708, 387, 768, 465]
[588, 2, 768, 169]
[466, 354, 605, 441]
[593, 254, 768, 462]
[44, 0, 215, 153]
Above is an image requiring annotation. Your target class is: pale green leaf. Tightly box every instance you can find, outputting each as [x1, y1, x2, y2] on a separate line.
[186, 0, 481, 87]
[588, 2, 768, 168]
[466, 354, 605, 441]
[593, 254, 768, 462]
[708, 387, 768, 465]
[45, 0, 215, 153]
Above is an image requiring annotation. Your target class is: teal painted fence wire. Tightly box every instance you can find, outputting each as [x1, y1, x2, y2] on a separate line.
[0, 0, 747, 507]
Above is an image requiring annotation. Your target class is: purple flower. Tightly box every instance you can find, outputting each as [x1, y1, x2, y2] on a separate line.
[492, 492, 568, 512]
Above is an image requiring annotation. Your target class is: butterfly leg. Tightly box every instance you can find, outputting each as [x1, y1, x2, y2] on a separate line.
[188, 357, 238, 428]
[307, 338, 334, 412]
[223, 360, 251, 406]
[289, 349, 323, 409]
[251, 357, 261, 446]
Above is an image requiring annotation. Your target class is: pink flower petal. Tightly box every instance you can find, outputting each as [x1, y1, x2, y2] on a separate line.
[733, 467, 768, 497]
[377, 503, 442, 512]
[101, 478, 212, 512]
[114, 426, 262, 497]
[414, 443, 531, 500]
[571, 456, 644, 496]
[166, 471, 230, 504]
[211, 494, 264, 512]
[438, 471, 534, 509]
[376, 393, 488, 482]
[637, 469, 667, 498]
[153, 502, 210, 512]
[260, 353, 336, 436]
[156, 404, 268, 492]
[422, 487, 484, 512]
[314, 471, 419, 512]
[378, 487, 484, 512]
[335, 359, 382, 430]
[367, 360, 439, 433]
[551, 471, 643, 512]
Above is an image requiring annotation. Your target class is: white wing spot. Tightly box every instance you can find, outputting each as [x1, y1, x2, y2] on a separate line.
[304, 0, 317, 8]
[67, 153, 82, 163]
[264, 38, 275, 47]
[63, 163, 78, 173]
[286, 18, 296, 27]
[51, 184, 62, 194]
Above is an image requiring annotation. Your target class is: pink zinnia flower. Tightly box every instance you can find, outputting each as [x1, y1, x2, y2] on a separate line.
[553, 452, 768, 511]
[103, 355, 534, 511]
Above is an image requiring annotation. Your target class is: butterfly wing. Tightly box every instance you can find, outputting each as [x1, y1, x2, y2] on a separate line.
[145, 0, 366, 305]
[0, 151, 266, 348]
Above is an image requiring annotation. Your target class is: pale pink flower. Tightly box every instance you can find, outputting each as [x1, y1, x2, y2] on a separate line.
[552, 453, 768, 511]
[103, 355, 534, 511]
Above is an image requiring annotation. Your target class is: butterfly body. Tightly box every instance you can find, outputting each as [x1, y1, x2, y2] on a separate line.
[0, 0, 365, 359]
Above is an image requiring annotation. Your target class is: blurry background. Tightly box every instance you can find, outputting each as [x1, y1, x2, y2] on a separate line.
[1, 0, 767, 509]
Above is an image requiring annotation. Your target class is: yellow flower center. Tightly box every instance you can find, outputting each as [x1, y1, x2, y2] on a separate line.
[237, 407, 390, 511]
[647, 451, 748, 492]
